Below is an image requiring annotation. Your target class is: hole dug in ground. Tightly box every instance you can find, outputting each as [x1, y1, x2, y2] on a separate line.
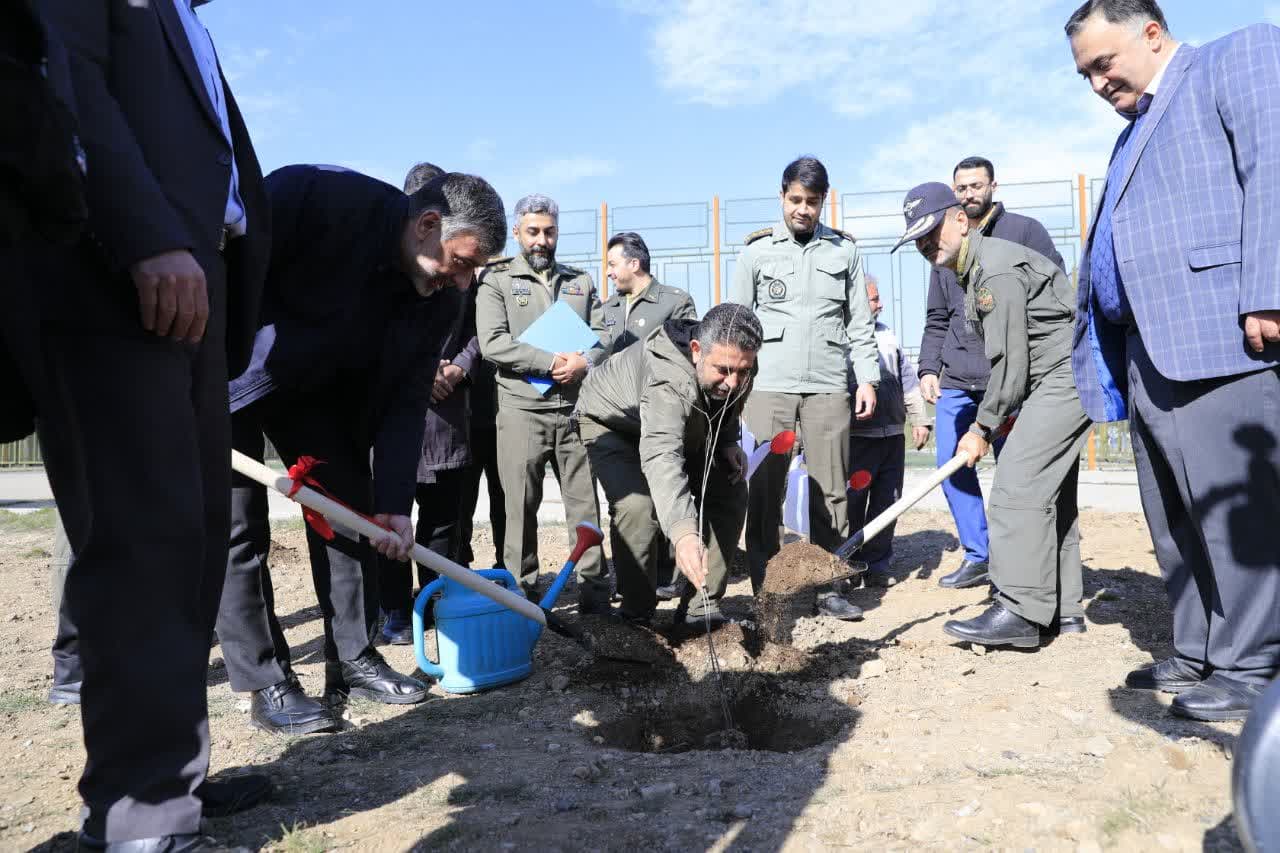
[594, 677, 854, 754]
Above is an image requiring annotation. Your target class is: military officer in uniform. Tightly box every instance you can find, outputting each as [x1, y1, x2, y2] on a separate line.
[575, 303, 760, 624]
[893, 181, 1090, 649]
[476, 194, 609, 612]
[602, 231, 697, 356]
[731, 157, 879, 619]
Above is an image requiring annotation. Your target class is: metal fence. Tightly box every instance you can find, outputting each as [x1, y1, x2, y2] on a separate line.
[3, 174, 1133, 468]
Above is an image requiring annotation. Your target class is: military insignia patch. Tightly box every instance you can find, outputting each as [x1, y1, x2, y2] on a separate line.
[976, 286, 995, 314]
[767, 280, 787, 300]
[516, 295, 529, 307]
[561, 283, 583, 296]
[605, 317, 617, 326]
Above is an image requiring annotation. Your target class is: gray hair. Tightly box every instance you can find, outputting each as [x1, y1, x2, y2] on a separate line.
[514, 193, 560, 221]
[695, 303, 763, 353]
[1065, 0, 1169, 37]
[402, 161, 445, 194]
[409, 173, 507, 258]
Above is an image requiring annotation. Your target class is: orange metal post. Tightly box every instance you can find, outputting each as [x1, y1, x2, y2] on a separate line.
[712, 195, 722, 304]
[829, 188, 839, 229]
[1078, 173, 1098, 471]
[600, 202, 609, 299]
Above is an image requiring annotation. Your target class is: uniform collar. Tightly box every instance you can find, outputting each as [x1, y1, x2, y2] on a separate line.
[509, 252, 560, 282]
[957, 231, 983, 285]
[773, 220, 835, 246]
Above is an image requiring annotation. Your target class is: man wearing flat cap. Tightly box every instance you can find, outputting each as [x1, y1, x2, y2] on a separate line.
[893, 182, 1091, 650]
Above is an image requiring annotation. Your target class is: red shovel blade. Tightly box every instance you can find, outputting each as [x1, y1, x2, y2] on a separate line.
[848, 470, 872, 491]
[770, 430, 797, 454]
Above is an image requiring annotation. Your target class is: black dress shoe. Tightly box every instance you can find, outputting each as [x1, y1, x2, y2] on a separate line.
[1171, 673, 1263, 721]
[943, 602, 1040, 649]
[1124, 657, 1206, 694]
[938, 559, 990, 589]
[326, 648, 430, 705]
[77, 832, 249, 852]
[250, 673, 339, 735]
[48, 680, 81, 705]
[1040, 616, 1087, 636]
[815, 593, 864, 621]
[197, 774, 273, 818]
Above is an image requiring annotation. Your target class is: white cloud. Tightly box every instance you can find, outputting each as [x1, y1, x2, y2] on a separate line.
[642, 0, 1063, 116]
[635, 0, 1122, 185]
[221, 46, 271, 84]
[526, 157, 618, 189]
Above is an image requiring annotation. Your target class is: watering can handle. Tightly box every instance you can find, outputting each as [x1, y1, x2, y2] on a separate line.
[412, 578, 446, 679]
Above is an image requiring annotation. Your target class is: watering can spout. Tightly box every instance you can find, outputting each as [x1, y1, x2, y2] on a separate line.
[531, 522, 604, 639]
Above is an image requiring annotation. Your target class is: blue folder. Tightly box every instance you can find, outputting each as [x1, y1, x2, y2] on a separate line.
[517, 300, 602, 395]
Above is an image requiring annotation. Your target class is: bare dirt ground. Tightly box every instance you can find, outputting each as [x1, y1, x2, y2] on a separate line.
[0, 508, 1245, 852]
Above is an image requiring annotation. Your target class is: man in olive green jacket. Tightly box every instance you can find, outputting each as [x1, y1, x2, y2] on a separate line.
[892, 181, 1090, 650]
[476, 193, 608, 610]
[601, 231, 697, 356]
[730, 157, 878, 618]
[575, 304, 761, 623]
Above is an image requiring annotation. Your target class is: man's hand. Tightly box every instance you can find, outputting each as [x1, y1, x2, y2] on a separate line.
[919, 373, 941, 404]
[956, 431, 989, 468]
[129, 249, 208, 343]
[1244, 311, 1280, 353]
[720, 444, 748, 484]
[371, 513, 414, 561]
[431, 360, 466, 403]
[853, 383, 877, 421]
[912, 425, 932, 450]
[674, 533, 708, 588]
[551, 352, 589, 385]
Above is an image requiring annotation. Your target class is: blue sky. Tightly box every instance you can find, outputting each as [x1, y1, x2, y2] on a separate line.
[201, 0, 1277, 335]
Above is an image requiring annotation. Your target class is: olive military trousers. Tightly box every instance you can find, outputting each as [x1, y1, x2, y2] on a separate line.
[495, 405, 604, 598]
[743, 390, 851, 589]
[988, 361, 1091, 627]
[581, 421, 745, 619]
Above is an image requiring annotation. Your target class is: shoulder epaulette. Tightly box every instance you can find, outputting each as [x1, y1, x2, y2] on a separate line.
[744, 227, 772, 246]
[558, 263, 587, 277]
[484, 256, 512, 268]
[829, 227, 857, 243]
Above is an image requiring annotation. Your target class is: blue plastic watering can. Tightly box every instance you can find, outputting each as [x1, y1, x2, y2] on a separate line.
[412, 522, 604, 694]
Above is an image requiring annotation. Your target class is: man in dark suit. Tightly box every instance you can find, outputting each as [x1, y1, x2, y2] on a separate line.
[1068, 0, 1280, 719]
[217, 165, 507, 734]
[376, 161, 482, 645]
[36, 0, 271, 847]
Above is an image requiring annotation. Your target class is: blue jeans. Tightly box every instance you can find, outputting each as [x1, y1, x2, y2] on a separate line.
[934, 388, 1003, 563]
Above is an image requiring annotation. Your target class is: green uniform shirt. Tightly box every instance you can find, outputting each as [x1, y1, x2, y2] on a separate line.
[601, 278, 697, 356]
[959, 232, 1077, 438]
[730, 220, 879, 393]
[476, 253, 607, 411]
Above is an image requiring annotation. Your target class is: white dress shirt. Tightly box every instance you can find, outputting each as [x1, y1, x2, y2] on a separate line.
[173, 0, 247, 236]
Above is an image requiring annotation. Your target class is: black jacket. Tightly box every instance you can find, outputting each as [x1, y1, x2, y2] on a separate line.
[230, 165, 453, 514]
[918, 203, 1063, 391]
[415, 286, 480, 482]
[43, 0, 270, 378]
[0, 1, 86, 442]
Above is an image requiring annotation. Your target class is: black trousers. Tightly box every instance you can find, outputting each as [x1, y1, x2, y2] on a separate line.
[378, 469, 466, 613]
[457, 424, 506, 569]
[35, 241, 229, 841]
[216, 395, 378, 693]
[1127, 331, 1280, 685]
[847, 434, 907, 571]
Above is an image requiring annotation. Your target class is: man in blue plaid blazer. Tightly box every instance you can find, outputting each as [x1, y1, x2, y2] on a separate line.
[1069, 0, 1280, 721]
